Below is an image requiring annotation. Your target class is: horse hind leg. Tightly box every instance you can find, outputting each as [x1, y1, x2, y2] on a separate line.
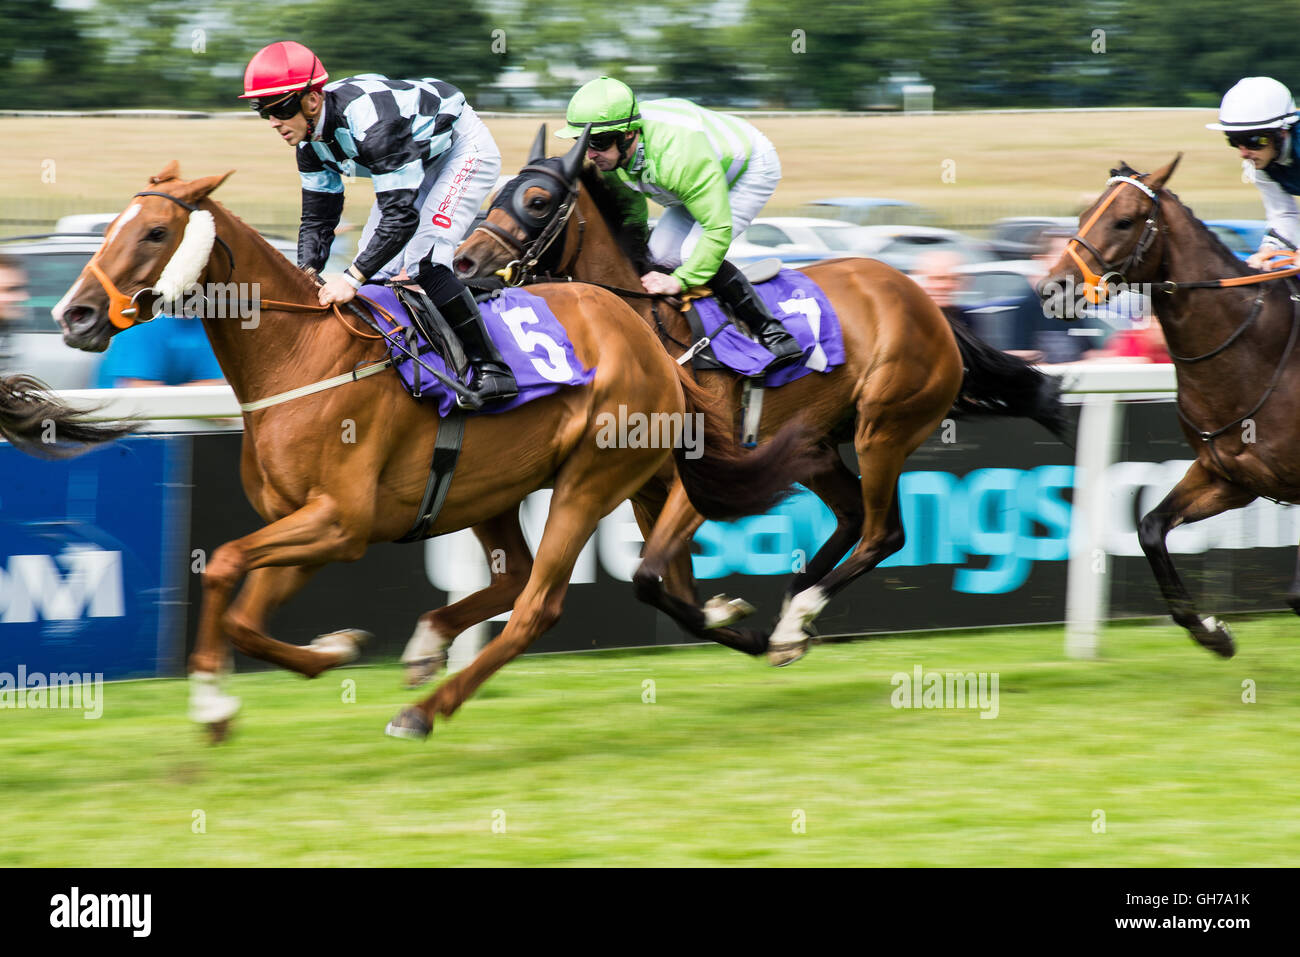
[403, 508, 534, 688]
[767, 439, 912, 666]
[1138, 460, 1255, 657]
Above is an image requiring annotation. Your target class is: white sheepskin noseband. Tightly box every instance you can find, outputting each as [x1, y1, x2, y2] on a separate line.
[152, 209, 215, 302]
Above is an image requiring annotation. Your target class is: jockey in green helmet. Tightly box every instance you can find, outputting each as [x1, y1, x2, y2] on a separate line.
[557, 77, 802, 369]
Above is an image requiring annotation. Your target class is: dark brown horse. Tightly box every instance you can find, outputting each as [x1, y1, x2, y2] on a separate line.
[1044, 155, 1300, 656]
[444, 129, 1070, 670]
[53, 160, 818, 740]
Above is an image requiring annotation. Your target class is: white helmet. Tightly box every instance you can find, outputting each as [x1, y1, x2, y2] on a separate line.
[1206, 76, 1297, 131]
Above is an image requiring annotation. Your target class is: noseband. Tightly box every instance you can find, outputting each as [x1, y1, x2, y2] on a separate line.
[1067, 175, 1162, 304]
[86, 190, 234, 329]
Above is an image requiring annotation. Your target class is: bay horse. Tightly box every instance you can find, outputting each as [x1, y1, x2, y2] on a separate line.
[53, 159, 818, 741]
[1044, 154, 1300, 657]
[443, 128, 1071, 670]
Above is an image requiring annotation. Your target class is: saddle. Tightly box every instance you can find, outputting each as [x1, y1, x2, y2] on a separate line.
[386, 283, 467, 380]
[678, 258, 788, 373]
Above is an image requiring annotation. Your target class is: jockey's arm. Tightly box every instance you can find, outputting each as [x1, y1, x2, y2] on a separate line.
[297, 153, 345, 273]
[1250, 169, 1300, 268]
[610, 179, 650, 245]
[348, 148, 427, 283]
[661, 141, 734, 290]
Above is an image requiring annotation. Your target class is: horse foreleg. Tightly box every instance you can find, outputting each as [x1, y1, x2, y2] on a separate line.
[1138, 460, 1255, 657]
[403, 508, 534, 688]
[193, 496, 370, 711]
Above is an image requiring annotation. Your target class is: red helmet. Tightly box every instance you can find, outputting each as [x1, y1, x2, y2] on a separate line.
[240, 41, 329, 99]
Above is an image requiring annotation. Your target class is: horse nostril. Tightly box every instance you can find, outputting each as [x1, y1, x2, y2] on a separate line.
[454, 256, 474, 276]
[64, 305, 94, 326]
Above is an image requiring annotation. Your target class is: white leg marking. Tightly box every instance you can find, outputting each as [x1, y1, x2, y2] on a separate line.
[703, 594, 756, 629]
[188, 670, 240, 724]
[770, 586, 828, 650]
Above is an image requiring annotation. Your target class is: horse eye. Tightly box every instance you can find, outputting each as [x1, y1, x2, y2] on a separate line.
[529, 196, 548, 210]
[144, 226, 167, 243]
[1114, 218, 1134, 230]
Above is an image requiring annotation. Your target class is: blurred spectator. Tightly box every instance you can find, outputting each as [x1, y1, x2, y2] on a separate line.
[0, 253, 25, 323]
[1005, 229, 1101, 363]
[0, 253, 27, 363]
[912, 250, 973, 329]
[94, 312, 225, 388]
[1087, 314, 1171, 363]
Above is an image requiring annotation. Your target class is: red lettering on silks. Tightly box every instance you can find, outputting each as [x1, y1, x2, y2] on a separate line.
[430, 154, 480, 229]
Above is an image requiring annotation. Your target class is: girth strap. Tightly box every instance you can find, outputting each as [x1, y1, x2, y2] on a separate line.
[396, 411, 467, 543]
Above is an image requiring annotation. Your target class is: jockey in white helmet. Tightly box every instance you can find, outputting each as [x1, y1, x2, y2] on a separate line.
[1207, 76, 1300, 270]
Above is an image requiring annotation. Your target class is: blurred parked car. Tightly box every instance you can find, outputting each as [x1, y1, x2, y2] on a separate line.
[1204, 220, 1268, 261]
[0, 222, 347, 388]
[739, 217, 877, 265]
[800, 197, 938, 227]
[988, 216, 1077, 260]
[858, 225, 997, 273]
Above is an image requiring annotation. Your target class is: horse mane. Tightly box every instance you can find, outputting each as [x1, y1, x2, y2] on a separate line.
[207, 197, 324, 301]
[1107, 163, 1253, 275]
[578, 163, 655, 273]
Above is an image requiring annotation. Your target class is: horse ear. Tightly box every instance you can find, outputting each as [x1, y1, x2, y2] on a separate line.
[528, 124, 547, 164]
[179, 169, 236, 204]
[149, 160, 182, 185]
[1147, 153, 1183, 191]
[561, 124, 591, 182]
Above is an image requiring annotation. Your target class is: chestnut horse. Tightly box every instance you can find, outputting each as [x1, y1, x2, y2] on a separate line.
[53, 161, 818, 740]
[445, 130, 1070, 669]
[1045, 155, 1300, 657]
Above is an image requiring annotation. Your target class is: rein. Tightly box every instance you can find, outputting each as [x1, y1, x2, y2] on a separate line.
[1072, 174, 1300, 471]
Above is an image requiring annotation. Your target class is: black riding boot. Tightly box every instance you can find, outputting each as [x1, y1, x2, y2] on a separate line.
[437, 287, 518, 409]
[711, 260, 803, 369]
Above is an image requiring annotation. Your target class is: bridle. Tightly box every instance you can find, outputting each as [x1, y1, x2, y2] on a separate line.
[1066, 174, 1163, 305]
[86, 190, 234, 329]
[470, 162, 584, 286]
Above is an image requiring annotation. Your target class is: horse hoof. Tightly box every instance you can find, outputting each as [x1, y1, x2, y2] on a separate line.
[206, 718, 232, 744]
[404, 658, 443, 689]
[311, 628, 372, 665]
[385, 708, 431, 741]
[703, 594, 756, 630]
[767, 639, 809, 667]
[1195, 617, 1236, 658]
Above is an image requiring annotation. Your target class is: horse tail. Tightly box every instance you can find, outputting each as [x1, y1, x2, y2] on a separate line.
[670, 364, 822, 521]
[945, 315, 1076, 448]
[0, 374, 136, 458]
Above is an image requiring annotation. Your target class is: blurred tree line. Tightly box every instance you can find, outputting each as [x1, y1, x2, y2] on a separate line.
[1, 0, 1291, 110]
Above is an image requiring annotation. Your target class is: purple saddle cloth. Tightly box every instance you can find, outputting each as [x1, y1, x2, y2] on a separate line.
[691, 268, 845, 386]
[357, 284, 595, 417]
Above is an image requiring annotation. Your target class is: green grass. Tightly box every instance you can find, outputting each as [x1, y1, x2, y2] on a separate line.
[3, 614, 1298, 866]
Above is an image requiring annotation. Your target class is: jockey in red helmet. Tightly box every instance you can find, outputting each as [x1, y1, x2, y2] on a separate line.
[241, 41, 514, 407]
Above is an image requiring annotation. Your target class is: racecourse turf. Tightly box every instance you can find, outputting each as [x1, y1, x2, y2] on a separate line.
[2, 614, 1297, 867]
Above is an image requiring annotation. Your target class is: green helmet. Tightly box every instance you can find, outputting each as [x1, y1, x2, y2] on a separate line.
[556, 76, 641, 139]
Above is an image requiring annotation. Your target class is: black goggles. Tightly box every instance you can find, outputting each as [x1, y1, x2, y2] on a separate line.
[252, 92, 304, 121]
[587, 131, 624, 151]
[1225, 131, 1276, 150]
